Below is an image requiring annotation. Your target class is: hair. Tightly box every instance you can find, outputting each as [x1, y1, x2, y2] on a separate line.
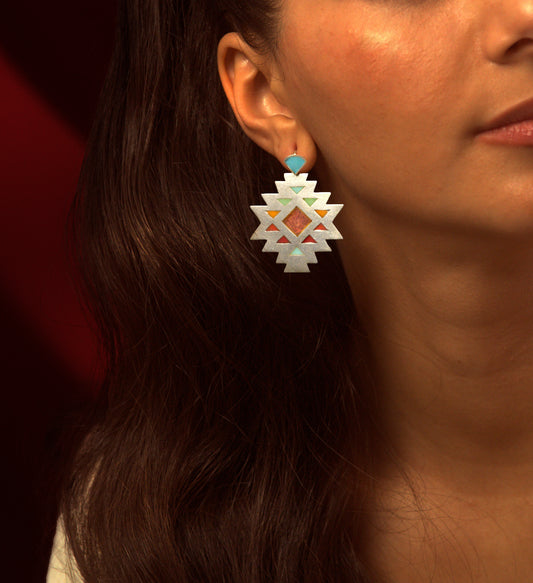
[60, 0, 378, 581]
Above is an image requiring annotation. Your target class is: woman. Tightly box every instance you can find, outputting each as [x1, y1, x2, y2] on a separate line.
[48, 0, 533, 581]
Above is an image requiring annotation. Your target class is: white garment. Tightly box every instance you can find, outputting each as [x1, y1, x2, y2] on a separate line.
[46, 519, 83, 583]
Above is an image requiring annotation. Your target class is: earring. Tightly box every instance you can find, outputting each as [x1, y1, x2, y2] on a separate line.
[250, 154, 343, 273]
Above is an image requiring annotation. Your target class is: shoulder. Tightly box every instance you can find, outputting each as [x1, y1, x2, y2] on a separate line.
[46, 517, 84, 583]
[48, 430, 103, 583]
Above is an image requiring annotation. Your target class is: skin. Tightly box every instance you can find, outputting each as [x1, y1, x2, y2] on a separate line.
[218, 1, 533, 580]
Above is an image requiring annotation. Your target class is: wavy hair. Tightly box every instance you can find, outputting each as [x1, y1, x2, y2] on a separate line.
[60, 0, 376, 581]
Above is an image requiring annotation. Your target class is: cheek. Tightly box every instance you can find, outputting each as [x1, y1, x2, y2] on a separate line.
[280, 6, 466, 174]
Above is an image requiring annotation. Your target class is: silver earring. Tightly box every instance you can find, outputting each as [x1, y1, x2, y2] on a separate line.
[250, 154, 343, 273]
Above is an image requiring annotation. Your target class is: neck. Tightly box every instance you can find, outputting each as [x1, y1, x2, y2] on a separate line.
[340, 205, 533, 496]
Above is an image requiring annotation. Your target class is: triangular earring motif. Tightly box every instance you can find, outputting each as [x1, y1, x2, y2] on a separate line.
[250, 156, 343, 273]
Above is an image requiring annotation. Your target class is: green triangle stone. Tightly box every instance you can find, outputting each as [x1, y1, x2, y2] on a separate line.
[303, 198, 317, 206]
[277, 198, 291, 206]
[290, 247, 304, 256]
[290, 186, 304, 194]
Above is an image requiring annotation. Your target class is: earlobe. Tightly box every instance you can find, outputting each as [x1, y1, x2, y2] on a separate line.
[217, 32, 316, 172]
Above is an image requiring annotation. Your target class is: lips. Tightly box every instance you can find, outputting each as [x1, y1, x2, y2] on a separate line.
[477, 97, 533, 145]
[480, 97, 533, 133]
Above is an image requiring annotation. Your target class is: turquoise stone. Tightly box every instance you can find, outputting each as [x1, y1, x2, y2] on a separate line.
[290, 247, 304, 256]
[285, 155, 306, 175]
[290, 186, 304, 194]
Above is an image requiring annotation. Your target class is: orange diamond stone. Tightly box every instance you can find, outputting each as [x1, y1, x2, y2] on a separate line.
[282, 207, 312, 236]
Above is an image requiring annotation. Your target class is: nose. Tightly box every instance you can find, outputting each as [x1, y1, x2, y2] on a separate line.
[482, 0, 533, 63]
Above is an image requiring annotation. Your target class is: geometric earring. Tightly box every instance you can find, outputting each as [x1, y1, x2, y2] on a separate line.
[250, 154, 343, 273]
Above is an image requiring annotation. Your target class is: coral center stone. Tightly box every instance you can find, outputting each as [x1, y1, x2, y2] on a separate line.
[282, 207, 312, 236]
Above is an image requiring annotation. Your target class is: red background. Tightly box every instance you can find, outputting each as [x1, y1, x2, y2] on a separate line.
[1, 2, 116, 580]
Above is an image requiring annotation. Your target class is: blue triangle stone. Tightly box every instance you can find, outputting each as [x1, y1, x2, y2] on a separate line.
[284, 155, 306, 175]
[290, 247, 304, 256]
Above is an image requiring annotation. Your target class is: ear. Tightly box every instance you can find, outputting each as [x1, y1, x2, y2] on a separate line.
[217, 32, 316, 172]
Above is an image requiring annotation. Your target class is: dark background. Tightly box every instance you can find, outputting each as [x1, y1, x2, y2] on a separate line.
[0, 2, 117, 580]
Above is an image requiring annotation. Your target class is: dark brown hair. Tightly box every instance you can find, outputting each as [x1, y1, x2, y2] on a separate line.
[60, 0, 375, 580]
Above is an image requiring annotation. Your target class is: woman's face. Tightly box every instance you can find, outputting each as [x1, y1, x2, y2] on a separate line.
[274, 0, 533, 236]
